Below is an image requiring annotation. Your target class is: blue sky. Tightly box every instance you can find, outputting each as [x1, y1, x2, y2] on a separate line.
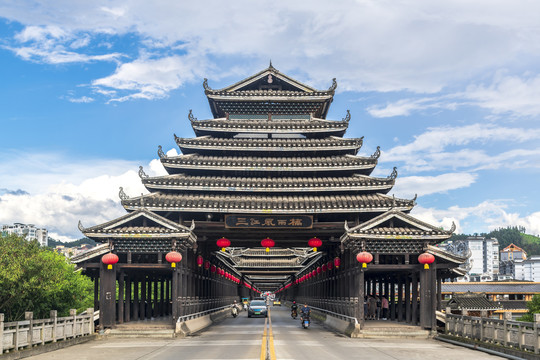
[1, 1, 539, 241]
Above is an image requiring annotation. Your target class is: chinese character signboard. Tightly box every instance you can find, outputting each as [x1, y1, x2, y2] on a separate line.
[225, 215, 313, 229]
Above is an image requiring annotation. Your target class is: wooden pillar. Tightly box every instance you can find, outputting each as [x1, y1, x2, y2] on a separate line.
[133, 280, 139, 321]
[420, 267, 432, 329]
[118, 271, 124, 324]
[153, 276, 159, 318]
[125, 277, 131, 322]
[93, 276, 99, 311]
[146, 276, 152, 318]
[140, 276, 146, 320]
[437, 273, 442, 311]
[99, 261, 116, 328]
[405, 275, 411, 324]
[160, 278, 165, 317]
[412, 273, 418, 326]
[172, 268, 179, 322]
[357, 269, 365, 328]
[166, 278, 171, 315]
[397, 277, 404, 322]
[390, 280, 396, 321]
[431, 265, 438, 330]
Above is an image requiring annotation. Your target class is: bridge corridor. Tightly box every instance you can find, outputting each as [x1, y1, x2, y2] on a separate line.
[24, 305, 503, 360]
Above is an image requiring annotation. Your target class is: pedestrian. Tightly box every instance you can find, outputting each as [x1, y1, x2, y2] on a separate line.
[363, 296, 368, 320]
[368, 295, 376, 320]
[381, 296, 389, 320]
[375, 296, 381, 320]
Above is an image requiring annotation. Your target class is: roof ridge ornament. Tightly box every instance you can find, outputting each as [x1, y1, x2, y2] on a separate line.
[203, 78, 211, 91]
[412, 193, 417, 202]
[188, 109, 197, 122]
[388, 167, 398, 180]
[371, 146, 381, 159]
[342, 110, 351, 122]
[344, 220, 349, 232]
[449, 221, 456, 234]
[78, 220, 85, 232]
[190, 219, 196, 231]
[157, 145, 166, 159]
[328, 78, 337, 92]
[119, 187, 128, 200]
[138, 166, 149, 179]
[269, 60, 274, 70]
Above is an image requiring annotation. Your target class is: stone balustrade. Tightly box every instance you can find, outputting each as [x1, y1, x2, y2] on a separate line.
[446, 311, 540, 354]
[0, 308, 94, 354]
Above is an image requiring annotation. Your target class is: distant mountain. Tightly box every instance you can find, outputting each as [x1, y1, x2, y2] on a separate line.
[48, 237, 96, 248]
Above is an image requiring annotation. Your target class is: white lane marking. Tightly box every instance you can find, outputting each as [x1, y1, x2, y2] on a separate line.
[93, 340, 261, 348]
[273, 341, 324, 346]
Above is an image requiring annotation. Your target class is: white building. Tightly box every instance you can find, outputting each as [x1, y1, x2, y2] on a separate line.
[2, 223, 48, 247]
[466, 236, 499, 280]
[512, 256, 540, 281]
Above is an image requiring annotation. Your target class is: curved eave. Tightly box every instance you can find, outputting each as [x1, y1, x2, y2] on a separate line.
[343, 233, 451, 241]
[206, 93, 333, 101]
[178, 144, 361, 155]
[143, 182, 392, 194]
[82, 231, 196, 240]
[193, 127, 347, 138]
[122, 203, 412, 214]
[161, 162, 375, 173]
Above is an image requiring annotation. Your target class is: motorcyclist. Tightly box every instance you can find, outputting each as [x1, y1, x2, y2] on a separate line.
[291, 300, 298, 317]
[300, 303, 311, 321]
[231, 300, 239, 317]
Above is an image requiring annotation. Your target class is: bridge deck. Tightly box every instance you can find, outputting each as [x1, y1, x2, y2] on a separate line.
[24, 306, 503, 360]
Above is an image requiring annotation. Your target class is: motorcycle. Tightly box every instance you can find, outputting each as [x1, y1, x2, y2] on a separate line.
[291, 308, 297, 319]
[231, 305, 238, 318]
[301, 314, 310, 329]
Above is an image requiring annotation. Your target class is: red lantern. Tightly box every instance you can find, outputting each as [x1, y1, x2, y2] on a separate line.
[356, 251, 373, 268]
[317, 266, 321, 275]
[102, 253, 119, 270]
[217, 237, 231, 252]
[210, 264, 216, 273]
[322, 264, 327, 272]
[197, 255, 204, 267]
[418, 252, 435, 269]
[308, 237, 322, 252]
[311, 269, 316, 278]
[204, 260, 210, 270]
[327, 261, 333, 270]
[334, 257, 341, 269]
[261, 238, 275, 253]
[165, 251, 182, 268]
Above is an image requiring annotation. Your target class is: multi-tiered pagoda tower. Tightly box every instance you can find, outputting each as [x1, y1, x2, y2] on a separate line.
[75, 64, 465, 331]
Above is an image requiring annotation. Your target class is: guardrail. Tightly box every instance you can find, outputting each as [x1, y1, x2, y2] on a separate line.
[446, 313, 540, 354]
[309, 305, 359, 325]
[177, 305, 232, 323]
[1, 308, 94, 354]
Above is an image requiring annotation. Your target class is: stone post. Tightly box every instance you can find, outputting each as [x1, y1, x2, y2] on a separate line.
[50, 310, 57, 343]
[503, 312, 512, 346]
[70, 309, 77, 337]
[0, 313, 4, 354]
[25, 312, 33, 348]
[534, 313, 540, 354]
[445, 306, 452, 334]
[87, 308, 95, 334]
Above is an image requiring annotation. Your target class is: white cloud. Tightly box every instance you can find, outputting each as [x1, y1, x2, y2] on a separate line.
[382, 124, 540, 172]
[2, 1, 540, 98]
[92, 55, 210, 101]
[68, 96, 94, 103]
[412, 201, 540, 236]
[0, 150, 170, 241]
[392, 172, 477, 199]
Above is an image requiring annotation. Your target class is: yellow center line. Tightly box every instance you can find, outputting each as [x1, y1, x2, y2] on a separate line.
[268, 308, 276, 360]
[260, 316, 267, 360]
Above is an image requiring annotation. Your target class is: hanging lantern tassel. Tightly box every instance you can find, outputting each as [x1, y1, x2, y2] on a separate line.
[308, 237, 322, 252]
[261, 238, 274, 253]
[217, 237, 231, 252]
[418, 252, 435, 270]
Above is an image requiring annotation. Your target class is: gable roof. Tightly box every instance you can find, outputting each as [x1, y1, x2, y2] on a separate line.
[447, 292, 500, 311]
[343, 209, 455, 238]
[205, 64, 325, 94]
[79, 208, 196, 240]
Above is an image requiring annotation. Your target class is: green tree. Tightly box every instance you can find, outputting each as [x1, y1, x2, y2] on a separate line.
[0, 233, 93, 321]
[518, 294, 540, 322]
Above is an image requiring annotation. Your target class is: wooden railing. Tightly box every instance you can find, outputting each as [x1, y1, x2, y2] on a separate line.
[1, 308, 94, 354]
[446, 312, 540, 354]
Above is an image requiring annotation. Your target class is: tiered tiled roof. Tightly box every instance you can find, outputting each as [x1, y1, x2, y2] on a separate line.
[142, 174, 394, 194]
[191, 117, 348, 137]
[447, 292, 500, 311]
[159, 154, 377, 174]
[175, 136, 363, 155]
[122, 193, 414, 214]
